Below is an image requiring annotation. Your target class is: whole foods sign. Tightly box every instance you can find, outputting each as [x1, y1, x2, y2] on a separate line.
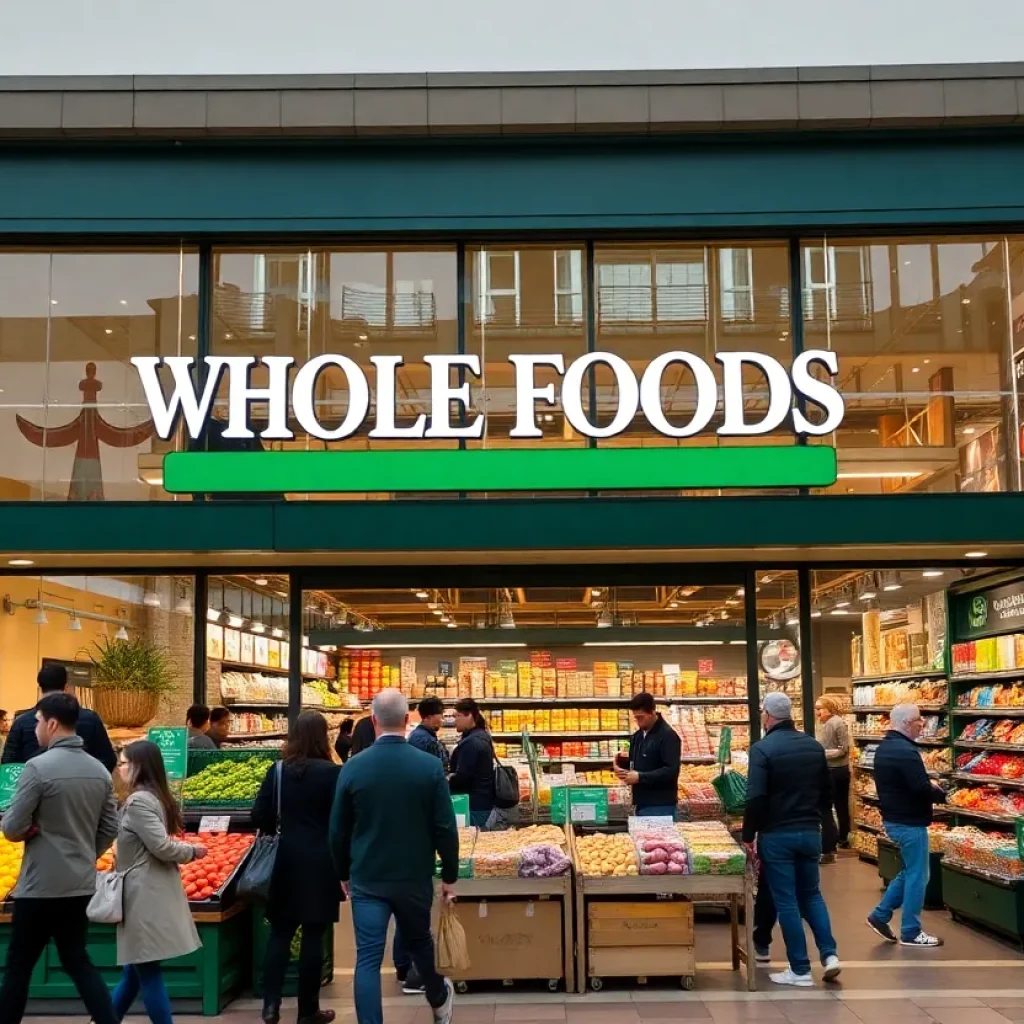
[131, 350, 844, 493]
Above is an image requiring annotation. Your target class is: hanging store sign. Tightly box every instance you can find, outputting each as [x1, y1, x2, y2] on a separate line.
[952, 578, 1024, 643]
[132, 350, 844, 492]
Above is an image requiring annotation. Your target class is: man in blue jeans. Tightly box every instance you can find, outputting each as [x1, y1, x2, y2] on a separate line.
[867, 702, 946, 948]
[331, 688, 458, 1024]
[743, 691, 841, 987]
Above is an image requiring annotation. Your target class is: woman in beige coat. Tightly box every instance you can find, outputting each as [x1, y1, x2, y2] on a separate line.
[111, 740, 207, 1024]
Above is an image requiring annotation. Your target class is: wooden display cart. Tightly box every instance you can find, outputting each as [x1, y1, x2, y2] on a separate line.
[441, 874, 576, 993]
[568, 827, 755, 992]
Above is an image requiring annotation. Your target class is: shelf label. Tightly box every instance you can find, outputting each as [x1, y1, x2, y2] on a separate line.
[199, 815, 231, 833]
[148, 727, 189, 781]
[0, 764, 25, 812]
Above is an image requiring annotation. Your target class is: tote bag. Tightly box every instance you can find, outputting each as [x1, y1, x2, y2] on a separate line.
[87, 863, 133, 924]
[237, 761, 282, 901]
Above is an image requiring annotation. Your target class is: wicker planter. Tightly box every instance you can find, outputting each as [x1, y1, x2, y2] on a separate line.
[92, 688, 160, 728]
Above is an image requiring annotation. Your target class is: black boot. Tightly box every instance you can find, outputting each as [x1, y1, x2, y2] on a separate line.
[262, 1002, 281, 1024]
[297, 1011, 336, 1024]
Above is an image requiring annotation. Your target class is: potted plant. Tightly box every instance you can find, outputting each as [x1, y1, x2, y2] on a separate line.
[85, 634, 175, 728]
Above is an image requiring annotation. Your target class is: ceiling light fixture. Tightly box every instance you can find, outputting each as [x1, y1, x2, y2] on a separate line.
[68, 612, 83, 632]
[964, 427, 977, 435]
[272, 628, 284, 639]
[922, 570, 944, 578]
[446, 621, 458, 629]
[206, 608, 222, 622]
[115, 624, 129, 640]
[143, 588, 161, 608]
[227, 614, 244, 628]
[965, 551, 988, 559]
[415, 591, 429, 599]
[254, 577, 268, 586]
[250, 620, 266, 634]
[8, 558, 33, 566]
[33, 606, 48, 626]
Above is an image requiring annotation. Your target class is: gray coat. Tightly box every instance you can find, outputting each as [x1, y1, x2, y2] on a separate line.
[1, 734, 117, 898]
[116, 790, 200, 966]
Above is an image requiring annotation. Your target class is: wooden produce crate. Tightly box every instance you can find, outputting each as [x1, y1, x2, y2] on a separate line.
[440, 875, 575, 993]
[568, 825, 755, 992]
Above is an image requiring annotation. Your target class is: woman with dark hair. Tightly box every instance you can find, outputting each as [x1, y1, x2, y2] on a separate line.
[448, 698, 497, 829]
[334, 717, 355, 763]
[112, 740, 207, 1024]
[252, 711, 341, 1024]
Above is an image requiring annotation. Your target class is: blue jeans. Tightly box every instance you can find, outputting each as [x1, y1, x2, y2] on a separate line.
[112, 962, 173, 1024]
[759, 830, 837, 976]
[470, 809, 493, 829]
[872, 822, 929, 940]
[636, 805, 677, 822]
[350, 881, 447, 1024]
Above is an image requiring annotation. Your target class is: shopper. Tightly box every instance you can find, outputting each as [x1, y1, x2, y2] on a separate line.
[752, 859, 777, 966]
[0, 709, 8, 756]
[349, 713, 376, 757]
[2, 663, 117, 770]
[331, 688, 457, 1024]
[743, 691, 841, 987]
[396, 696, 450, 995]
[185, 704, 216, 750]
[207, 706, 232, 747]
[111, 740, 206, 1024]
[615, 692, 682, 818]
[253, 711, 342, 1024]
[448, 697, 496, 828]
[866, 702, 946, 948]
[814, 695, 851, 861]
[0, 693, 119, 1024]
[334, 718, 355, 763]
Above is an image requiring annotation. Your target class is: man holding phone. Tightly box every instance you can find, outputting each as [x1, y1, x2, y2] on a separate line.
[614, 692, 682, 818]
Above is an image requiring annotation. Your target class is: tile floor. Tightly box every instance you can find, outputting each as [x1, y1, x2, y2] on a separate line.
[23, 855, 1024, 1021]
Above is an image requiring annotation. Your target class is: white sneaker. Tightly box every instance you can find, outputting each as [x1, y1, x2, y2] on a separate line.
[769, 968, 814, 988]
[822, 955, 842, 981]
[432, 979, 454, 1024]
[901, 931, 943, 948]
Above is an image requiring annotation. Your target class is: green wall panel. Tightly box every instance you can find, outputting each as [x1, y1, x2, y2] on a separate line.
[2, 133, 1024, 234]
[0, 494, 1022, 556]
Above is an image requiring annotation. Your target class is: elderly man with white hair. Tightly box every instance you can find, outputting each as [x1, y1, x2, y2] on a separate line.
[867, 702, 947, 948]
[742, 691, 841, 987]
[330, 688, 458, 1024]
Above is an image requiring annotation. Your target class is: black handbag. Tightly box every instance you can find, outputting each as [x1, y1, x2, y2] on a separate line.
[493, 753, 520, 810]
[237, 761, 282, 901]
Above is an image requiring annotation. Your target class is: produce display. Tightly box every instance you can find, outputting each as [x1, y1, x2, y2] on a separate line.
[182, 755, 277, 807]
[852, 679, 948, 707]
[851, 829, 879, 860]
[661, 706, 714, 758]
[0, 835, 23, 900]
[956, 751, 1024, 779]
[854, 714, 947, 741]
[465, 825, 571, 879]
[922, 748, 952, 773]
[179, 832, 256, 901]
[536, 740, 629, 762]
[220, 671, 288, 705]
[223, 711, 289, 738]
[678, 823, 746, 875]
[629, 820, 688, 876]
[948, 785, 1024, 818]
[959, 718, 1024, 746]
[928, 822, 949, 852]
[943, 825, 1024, 879]
[958, 684, 1024, 708]
[856, 804, 883, 830]
[855, 776, 878, 800]
[576, 832, 640, 877]
[953, 636, 1024, 676]
[678, 783, 722, 820]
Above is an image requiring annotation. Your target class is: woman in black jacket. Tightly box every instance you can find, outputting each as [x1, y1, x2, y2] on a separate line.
[333, 717, 355, 763]
[252, 712, 341, 1024]
[448, 698, 497, 828]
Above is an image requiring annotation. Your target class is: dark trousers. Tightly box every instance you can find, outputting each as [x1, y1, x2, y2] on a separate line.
[262, 919, 328, 1019]
[350, 881, 446, 1024]
[753, 862, 777, 953]
[0, 895, 117, 1024]
[821, 766, 851, 854]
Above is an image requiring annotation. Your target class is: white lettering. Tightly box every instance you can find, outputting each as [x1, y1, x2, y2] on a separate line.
[291, 355, 370, 441]
[639, 352, 717, 438]
[131, 356, 224, 441]
[791, 350, 845, 436]
[423, 355, 484, 439]
[717, 352, 792, 437]
[562, 352, 639, 439]
[222, 356, 295, 440]
[508, 354, 565, 439]
[368, 355, 427, 439]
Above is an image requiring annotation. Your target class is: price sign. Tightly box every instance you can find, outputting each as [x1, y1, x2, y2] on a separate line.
[198, 815, 231, 833]
[0, 764, 25, 812]
[570, 802, 597, 823]
[551, 786, 609, 825]
[147, 727, 188, 781]
[697, 659, 715, 674]
[451, 794, 470, 829]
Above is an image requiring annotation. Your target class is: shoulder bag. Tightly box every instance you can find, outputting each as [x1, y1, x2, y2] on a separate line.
[237, 761, 282, 901]
[492, 750, 520, 810]
[87, 857, 136, 924]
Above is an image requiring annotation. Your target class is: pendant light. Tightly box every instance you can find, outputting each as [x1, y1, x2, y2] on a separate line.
[33, 606, 48, 626]
[68, 611, 83, 632]
[115, 624, 129, 641]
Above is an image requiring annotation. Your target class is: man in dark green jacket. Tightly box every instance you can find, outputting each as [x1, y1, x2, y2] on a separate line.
[330, 688, 458, 1024]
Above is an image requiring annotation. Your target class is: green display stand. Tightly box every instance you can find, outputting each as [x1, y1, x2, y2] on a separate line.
[941, 862, 1024, 949]
[0, 903, 252, 1017]
[251, 909, 334, 998]
[877, 839, 945, 911]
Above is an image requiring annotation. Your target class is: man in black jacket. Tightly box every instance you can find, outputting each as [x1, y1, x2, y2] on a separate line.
[743, 692, 840, 987]
[1, 665, 116, 771]
[615, 692, 682, 818]
[867, 703, 946, 948]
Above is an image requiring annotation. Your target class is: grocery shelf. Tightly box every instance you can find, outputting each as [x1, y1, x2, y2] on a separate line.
[852, 670, 948, 684]
[950, 670, 1024, 684]
[955, 740, 1024, 754]
[221, 732, 287, 742]
[953, 772, 1024, 789]
[854, 820, 883, 833]
[856, 792, 879, 803]
[953, 708, 1024, 718]
[536, 756, 615, 764]
[491, 731, 631, 740]
[851, 704, 948, 714]
[220, 660, 330, 681]
[367, 695, 750, 707]
[948, 807, 1016, 825]
[854, 734, 948, 745]
[224, 701, 354, 713]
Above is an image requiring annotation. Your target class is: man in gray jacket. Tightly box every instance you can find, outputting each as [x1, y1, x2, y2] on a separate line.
[0, 692, 119, 1024]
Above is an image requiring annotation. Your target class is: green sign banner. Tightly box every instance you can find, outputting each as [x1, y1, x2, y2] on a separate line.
[717, 726, 733, 766]
[1016, 817, 1024, 861]
[451, 794, 470, 829]
[0, 764, 24, 812]
[148, 727, 189, 781]
[952, 580, 1024, 643]
[163, 447, 838, 494]
[550, 786, 609, 825]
